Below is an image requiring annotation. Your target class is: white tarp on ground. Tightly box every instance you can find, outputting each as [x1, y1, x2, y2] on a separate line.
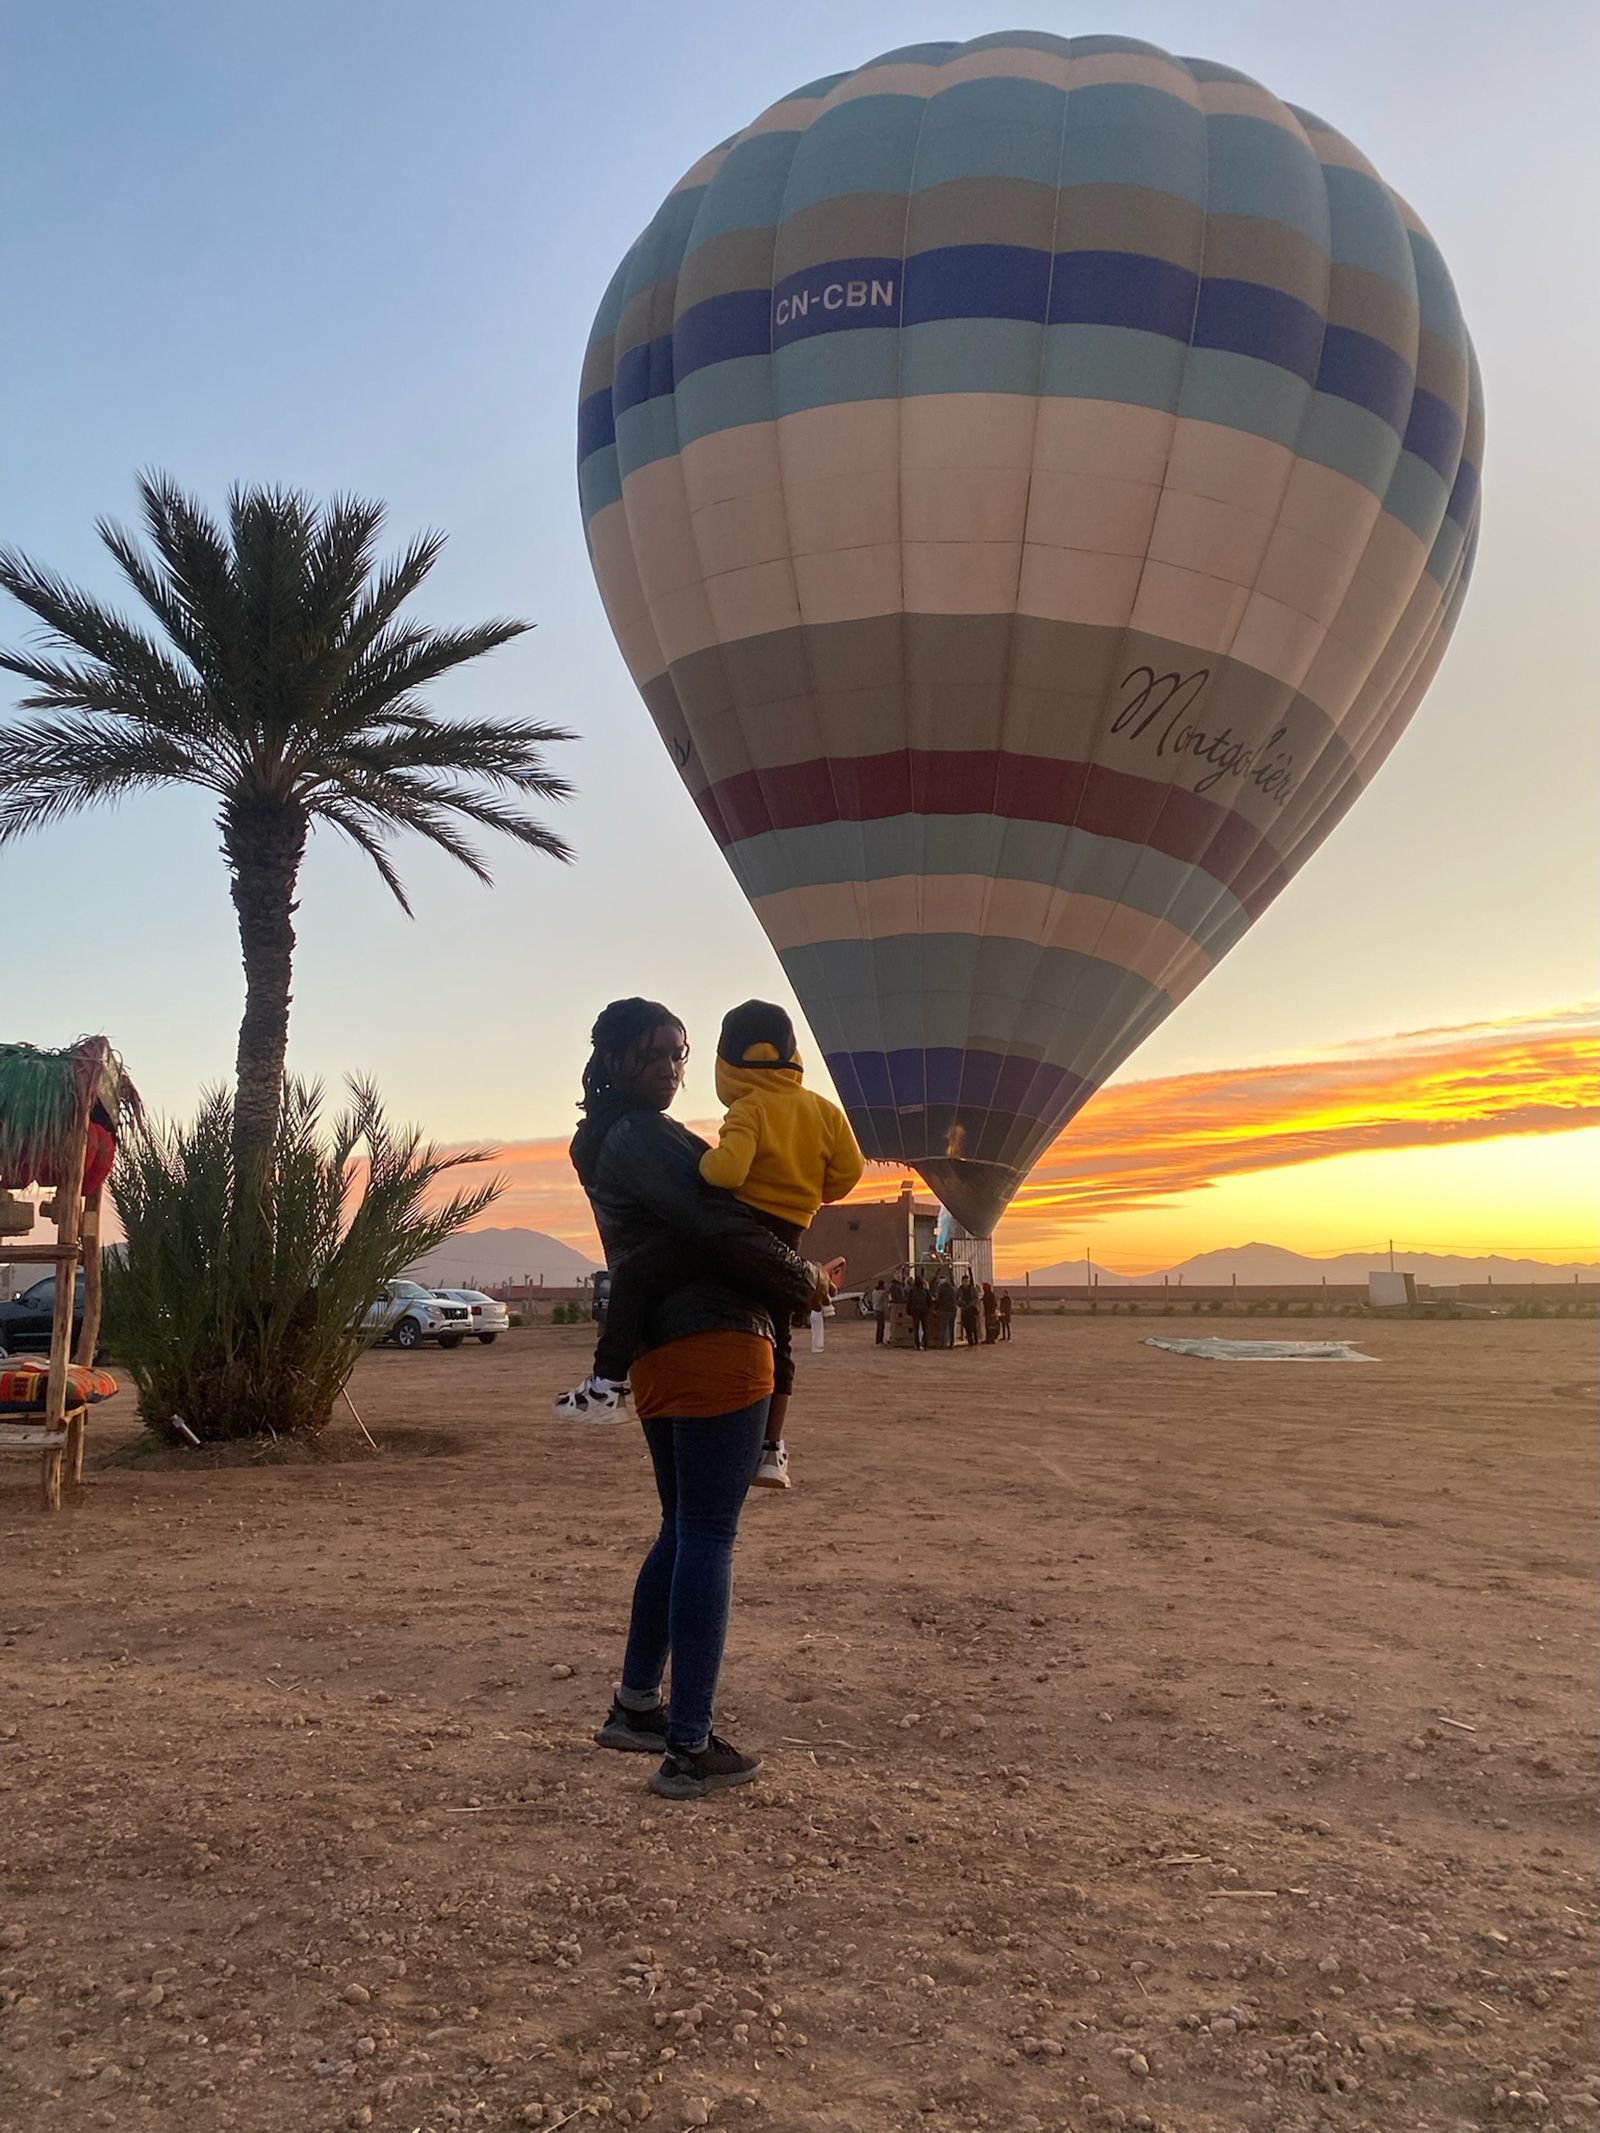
[1143, 1337, 1378, 1363]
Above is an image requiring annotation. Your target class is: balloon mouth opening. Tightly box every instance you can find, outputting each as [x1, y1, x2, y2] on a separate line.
[912, 1157, 1019, 1241]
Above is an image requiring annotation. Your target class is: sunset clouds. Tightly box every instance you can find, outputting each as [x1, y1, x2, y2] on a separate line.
[446, 1006, 1598, 1263]
[1001, 1005, 1597, 1233]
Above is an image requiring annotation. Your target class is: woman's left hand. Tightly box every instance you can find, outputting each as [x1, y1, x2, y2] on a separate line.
[804, 1258, 846, 1312]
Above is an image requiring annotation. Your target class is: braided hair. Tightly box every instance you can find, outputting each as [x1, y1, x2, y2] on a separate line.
[579, 997, 684, 1113]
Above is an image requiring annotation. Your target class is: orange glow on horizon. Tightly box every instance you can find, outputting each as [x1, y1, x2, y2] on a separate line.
[437, 1005, 1599, 1273]
[989, 1006, 1597, 1268]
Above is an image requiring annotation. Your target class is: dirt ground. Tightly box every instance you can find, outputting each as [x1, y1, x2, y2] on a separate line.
[1, 1313, 1595, 2133]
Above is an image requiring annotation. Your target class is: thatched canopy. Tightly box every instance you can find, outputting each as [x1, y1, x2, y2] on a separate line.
[0, 1037, 141, 1189]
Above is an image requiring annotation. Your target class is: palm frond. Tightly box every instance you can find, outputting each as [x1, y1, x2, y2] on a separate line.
[97, 512, 221, 698]
[315, 615, 535, 750]
[387, 772, 577, 855]
[283, 504, 413, 722]
[327, 777, 498, 882]
[0, 644, 200, 724]
[328, 529, 441, 667]
[317, 799, 415, 914]
[302, 496, 391, 643]
[331, 713, 577, 785]
[0, 713, 202, 841]
[134, 473, 242, 654]
[230, 484, 314, 648]
[319, 762, 574, 871]
[0, 547, 207, 714]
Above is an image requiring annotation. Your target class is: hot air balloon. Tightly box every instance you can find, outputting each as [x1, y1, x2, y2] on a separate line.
[577, 31, 1483, 1239]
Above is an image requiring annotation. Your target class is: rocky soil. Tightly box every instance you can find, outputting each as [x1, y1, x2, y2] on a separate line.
[1, 1314, 1595, 2133]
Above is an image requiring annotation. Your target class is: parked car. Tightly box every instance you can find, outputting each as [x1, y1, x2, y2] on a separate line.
[0, 1270, 86, 1352]
[429, 1287, 510, 1344]
[360, 1280, 470, 1351]
[590, 1269, 611, 1324]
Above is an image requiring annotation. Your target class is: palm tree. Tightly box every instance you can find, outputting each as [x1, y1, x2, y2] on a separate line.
[0, 474, 572, 1190]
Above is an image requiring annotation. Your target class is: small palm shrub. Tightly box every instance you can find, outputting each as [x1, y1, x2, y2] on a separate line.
[108, 1080, 500, 1441]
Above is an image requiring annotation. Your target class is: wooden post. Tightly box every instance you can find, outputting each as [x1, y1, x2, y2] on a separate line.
[40, 1057, 93, 1509]
[66, 1181, 106, 1486]
[64, 1405, 87, 1488]
[76, 1184, 104, 1367]
[39, 1439, 63, 1510]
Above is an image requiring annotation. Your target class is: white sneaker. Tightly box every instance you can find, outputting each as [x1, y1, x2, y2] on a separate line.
[752, 1439, 791, 1489]
[553, 1375, 628, 1421]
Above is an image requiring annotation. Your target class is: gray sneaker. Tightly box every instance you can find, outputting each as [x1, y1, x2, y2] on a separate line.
[594, 1699, 669, 1753]
[648, 1733, 761, 1800]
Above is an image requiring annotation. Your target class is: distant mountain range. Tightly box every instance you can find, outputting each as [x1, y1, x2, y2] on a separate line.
[1025, 1241, 1598, 1286]
[409, 1230, 1595, 1292]
[407, 1226, 599, 1287]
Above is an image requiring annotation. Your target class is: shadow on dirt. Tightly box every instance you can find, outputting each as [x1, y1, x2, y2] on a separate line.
[98, 1422, 471, 1471]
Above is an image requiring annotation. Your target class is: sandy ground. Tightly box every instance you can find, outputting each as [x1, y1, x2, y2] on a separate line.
[1, 1313, 1595, 2133]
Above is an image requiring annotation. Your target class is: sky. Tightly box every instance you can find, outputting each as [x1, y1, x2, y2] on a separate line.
[436, 1004, 1600, 1274]
[2, 1, 1596, 1269]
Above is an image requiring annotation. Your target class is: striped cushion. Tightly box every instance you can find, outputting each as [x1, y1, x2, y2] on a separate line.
[0, 1360, 117, 1413]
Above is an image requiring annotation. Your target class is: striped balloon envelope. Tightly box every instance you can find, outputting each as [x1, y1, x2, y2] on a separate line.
[577, 31, 1483, 1239]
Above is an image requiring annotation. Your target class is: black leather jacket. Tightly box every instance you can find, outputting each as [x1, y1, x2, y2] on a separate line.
[584, 1108, 815, 1356]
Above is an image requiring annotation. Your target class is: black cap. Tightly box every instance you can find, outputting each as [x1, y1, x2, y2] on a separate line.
[717, 999, 799, 1069]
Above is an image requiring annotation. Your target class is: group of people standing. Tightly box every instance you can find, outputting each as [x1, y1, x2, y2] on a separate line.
[871, 1268, 1014, 1349]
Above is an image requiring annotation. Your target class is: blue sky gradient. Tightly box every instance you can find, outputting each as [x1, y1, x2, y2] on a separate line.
[2, 1, 1594, 1143]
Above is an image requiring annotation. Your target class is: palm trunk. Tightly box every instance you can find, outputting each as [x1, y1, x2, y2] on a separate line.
[223, 798, 307, 1201]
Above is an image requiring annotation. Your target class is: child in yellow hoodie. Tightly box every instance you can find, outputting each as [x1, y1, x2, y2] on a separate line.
[554, 1001, 863, 1487]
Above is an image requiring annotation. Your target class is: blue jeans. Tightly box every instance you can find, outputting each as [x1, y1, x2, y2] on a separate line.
[620, 1399, 769, 1753]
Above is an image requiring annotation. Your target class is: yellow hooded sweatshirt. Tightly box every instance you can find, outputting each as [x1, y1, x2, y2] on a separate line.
[698, 1045, 864, 1227]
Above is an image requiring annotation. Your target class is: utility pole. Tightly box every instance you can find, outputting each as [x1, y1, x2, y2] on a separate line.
[1388, 1238, 1395, 1273]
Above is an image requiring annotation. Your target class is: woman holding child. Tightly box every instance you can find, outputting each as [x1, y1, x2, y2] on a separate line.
[566, 997, 857, 1800]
